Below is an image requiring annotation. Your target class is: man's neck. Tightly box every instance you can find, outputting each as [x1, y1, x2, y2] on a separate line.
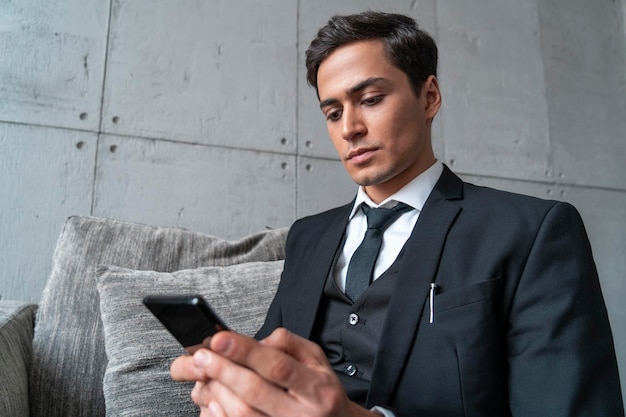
[363, 159, 437, 204]
[355, 160, 443, 213]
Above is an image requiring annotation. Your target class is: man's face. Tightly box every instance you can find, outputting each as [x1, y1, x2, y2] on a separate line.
[317, 40, 441, 203]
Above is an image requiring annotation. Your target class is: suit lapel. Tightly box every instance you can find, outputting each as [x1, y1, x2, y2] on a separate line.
[367, 166, 463, 407]
[292, 204, 352, 338]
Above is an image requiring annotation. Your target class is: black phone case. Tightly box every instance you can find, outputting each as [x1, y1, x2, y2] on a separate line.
[143, 295, 229, 353]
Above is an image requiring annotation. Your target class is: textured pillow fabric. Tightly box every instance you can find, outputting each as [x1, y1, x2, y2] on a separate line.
[0, 300, 37, 417]
[96, 262, 283, 416]
[30, 216, 288, 417]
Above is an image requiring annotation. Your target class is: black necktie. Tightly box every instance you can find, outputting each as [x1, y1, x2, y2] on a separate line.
[345, 202, 412, 302]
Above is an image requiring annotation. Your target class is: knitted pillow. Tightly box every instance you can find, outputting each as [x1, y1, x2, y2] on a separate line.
[95, 262, 282, 416]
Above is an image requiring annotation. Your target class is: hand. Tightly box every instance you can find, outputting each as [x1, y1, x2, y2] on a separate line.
[170, 328, 380, 417]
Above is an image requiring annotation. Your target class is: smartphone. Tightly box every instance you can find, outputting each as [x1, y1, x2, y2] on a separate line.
[143, 295, 230, 354]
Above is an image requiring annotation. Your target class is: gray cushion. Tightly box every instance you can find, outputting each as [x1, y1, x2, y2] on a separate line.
[0, 300, 37, 417]
[30, 216, 288, 417]
[95, 261, 283, 416]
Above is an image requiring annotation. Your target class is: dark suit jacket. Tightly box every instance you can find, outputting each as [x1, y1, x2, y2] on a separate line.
[257, 166, 624, 416]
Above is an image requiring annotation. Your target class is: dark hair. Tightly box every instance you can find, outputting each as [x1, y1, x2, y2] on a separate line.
[305, 11, 438, 97]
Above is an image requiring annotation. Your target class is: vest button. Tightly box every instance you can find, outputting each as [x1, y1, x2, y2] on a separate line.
[345, 363, 357, 376]
[348, 313, 359, 325]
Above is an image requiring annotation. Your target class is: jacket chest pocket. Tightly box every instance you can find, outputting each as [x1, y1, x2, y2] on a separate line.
[418, 277, 506, 360]
[397, 277, 509, 416]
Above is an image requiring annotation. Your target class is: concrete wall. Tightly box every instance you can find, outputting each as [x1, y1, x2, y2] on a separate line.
[1, 0, 625, 399]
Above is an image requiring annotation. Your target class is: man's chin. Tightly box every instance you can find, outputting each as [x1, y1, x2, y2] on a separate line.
[349, 172, 391, 188]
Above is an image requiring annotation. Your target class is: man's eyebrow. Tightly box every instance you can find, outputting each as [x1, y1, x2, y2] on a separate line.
[349, 77, 390, 95]
[319, 77, 391, 109]
[319, 97, 337, 109]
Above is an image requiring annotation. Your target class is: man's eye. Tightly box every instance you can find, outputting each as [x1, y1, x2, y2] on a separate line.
[363, 95, 384, 105]
[326, 110, 342, 121]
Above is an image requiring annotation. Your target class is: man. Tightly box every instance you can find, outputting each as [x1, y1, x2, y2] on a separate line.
[171, 11, 624, 416]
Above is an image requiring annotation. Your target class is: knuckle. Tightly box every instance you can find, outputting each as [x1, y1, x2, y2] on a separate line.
[271, 327, 291, 344]
[190, 381, 206, 405]
[269, 354, 295, 382]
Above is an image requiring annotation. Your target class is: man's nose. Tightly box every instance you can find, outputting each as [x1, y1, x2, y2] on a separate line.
[341, 107, 367, 141]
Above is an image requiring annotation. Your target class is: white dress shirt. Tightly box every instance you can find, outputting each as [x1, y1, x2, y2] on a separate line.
[333, 160, 444, 292]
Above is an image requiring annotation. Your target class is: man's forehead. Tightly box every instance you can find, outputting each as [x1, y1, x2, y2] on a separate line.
[317, 44, 396, 99]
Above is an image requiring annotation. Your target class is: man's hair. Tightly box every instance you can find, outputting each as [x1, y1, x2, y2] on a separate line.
[305, 11, 438, 97]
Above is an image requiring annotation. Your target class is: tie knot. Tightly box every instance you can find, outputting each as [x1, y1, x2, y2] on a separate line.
[362, 202, 411, 231]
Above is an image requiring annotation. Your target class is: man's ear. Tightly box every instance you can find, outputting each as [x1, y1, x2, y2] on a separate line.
[423, 75, 442, 120]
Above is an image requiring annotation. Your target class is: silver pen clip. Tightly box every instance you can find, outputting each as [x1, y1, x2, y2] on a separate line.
[429, 283, 437, 324]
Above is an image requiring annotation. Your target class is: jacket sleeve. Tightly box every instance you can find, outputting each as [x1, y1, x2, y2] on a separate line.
[255, 278, 283, 340]
[506, 201, 623, 416]
[255, 219, 304, 340]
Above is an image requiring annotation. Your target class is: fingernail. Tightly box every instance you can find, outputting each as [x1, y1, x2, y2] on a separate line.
[193, 350, 210, 367]
[209, 401, 221, 416]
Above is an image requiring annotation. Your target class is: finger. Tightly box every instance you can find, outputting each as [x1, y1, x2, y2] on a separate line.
[193, 351, 279, 416]
[171, 354, 208, 382]
[205, 379, 269, 417]
[200, 340, 359, 417]
[260, 328, 330, 367]
[199, 406, 215, 417]
[206, 402, 225, 417]
[191, 381, 209, 407]
[191, 381, 227, 417]
[202, 402, 227, 417]
[202, 332, 359, 417]
[192, 382, 227, 417]
[208, 330, 332, 396]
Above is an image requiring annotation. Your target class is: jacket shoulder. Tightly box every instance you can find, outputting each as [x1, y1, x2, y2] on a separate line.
[461, 180, 575, 215]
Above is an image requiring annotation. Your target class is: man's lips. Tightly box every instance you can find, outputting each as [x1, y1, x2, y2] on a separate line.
[347, 147, 377, 163]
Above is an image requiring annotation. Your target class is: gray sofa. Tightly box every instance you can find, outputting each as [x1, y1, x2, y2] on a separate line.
[0, 216, 288, 416]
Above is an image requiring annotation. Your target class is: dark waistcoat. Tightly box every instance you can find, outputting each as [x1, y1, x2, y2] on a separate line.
[311, 250, 404, 406]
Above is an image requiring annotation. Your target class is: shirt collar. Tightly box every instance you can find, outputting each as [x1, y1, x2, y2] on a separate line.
[348, 160, 444, 219]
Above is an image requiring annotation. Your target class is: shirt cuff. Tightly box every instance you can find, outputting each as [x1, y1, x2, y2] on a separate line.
[370, 405, 396, 417]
